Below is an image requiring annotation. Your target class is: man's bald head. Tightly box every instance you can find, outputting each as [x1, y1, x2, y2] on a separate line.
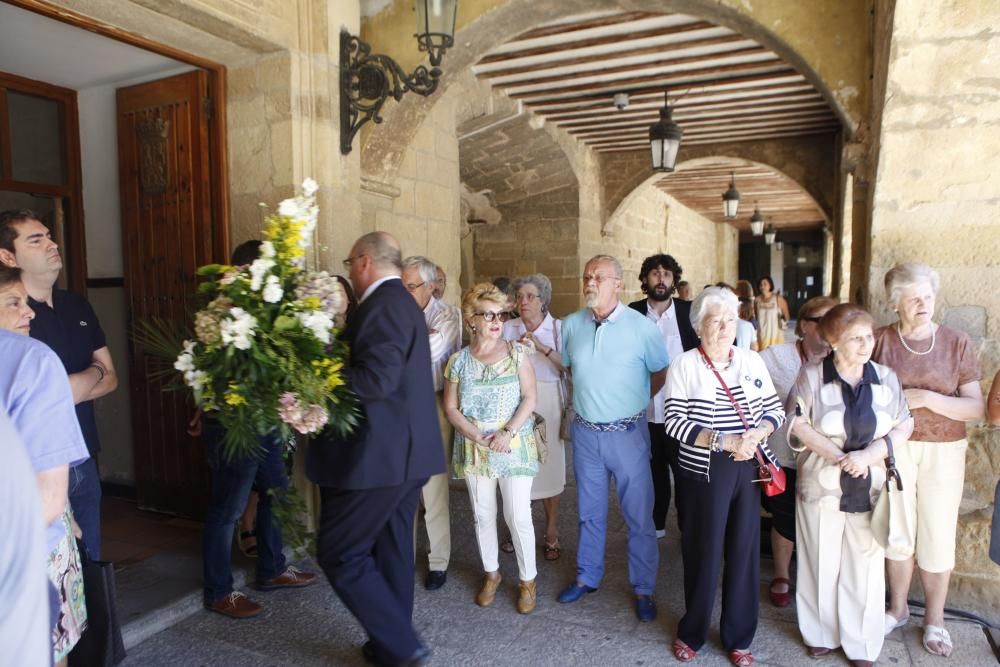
[353, 231, 402, 273]
[347, 231, 403, 296]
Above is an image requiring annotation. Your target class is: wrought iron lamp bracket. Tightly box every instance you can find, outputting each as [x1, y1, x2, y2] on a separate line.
[340, 30, 441, 155]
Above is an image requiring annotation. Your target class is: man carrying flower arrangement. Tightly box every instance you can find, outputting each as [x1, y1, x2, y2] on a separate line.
[163, 180, 358, 617]
[308, 231, 445, 667]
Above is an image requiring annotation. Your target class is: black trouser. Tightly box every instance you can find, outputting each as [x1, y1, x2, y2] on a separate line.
[648, 423, 681, 532]
[677, 452, 760, 652]
[316, 479, 427, 664]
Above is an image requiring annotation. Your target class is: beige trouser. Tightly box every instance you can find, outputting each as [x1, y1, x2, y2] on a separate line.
[465, 474, 537, 581]
[889, 439, 967, 572]
[797, 500, 885, 661]
[418, 393, 453, 571]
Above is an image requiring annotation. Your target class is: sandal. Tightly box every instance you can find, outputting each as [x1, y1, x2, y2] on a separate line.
[883, 611, 909, 636]
[500, 538, 515, 554]
[728, 649, 754, 667]
[672, 639, 696, 662]
[544, 539, 561, 561]
[237, 529, 258, 557]
[768, 577, 791, 608]
[922, 624, 953, 657]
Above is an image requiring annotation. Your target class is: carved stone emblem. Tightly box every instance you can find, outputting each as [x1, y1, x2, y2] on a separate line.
[137, 116, 170, 194]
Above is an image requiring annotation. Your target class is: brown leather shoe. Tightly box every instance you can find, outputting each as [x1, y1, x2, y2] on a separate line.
[476, 572, 501, 607]
[807, 646, 834, 658]
[517, 579, 536, 614]
[257, 565, 319, 591]
[206, 591, 262, 618]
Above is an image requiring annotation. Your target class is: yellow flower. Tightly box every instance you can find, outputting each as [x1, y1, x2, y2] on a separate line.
[224, 383, 247, 406]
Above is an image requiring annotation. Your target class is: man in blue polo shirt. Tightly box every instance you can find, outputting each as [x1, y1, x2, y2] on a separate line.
[556, 254, 669, 623]
[0, 209, 118, 560]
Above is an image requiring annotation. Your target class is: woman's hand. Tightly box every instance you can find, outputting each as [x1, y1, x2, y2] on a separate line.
[838, 450, 870, 478]
[903, 388, 932, 410]
[484, 429, 513, 453]
[724, 433, 756, 461]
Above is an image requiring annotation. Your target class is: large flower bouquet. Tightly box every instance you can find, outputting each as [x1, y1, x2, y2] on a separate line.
[172, 178, 359, 461]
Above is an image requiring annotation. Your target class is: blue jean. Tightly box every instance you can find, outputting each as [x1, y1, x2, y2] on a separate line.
[69, 457, 102, 560]
[201, 421, 288, 603]
[572, 420, 658, 595]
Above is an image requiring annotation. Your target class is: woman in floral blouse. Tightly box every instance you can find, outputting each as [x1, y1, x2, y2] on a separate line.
[444, 283, 539, 614]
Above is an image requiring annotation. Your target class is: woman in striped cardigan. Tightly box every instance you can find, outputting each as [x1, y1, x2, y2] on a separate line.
[663, 287, 785, 667]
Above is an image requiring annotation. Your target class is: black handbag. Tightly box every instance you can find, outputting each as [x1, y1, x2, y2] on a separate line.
[68, 541, 126, 667]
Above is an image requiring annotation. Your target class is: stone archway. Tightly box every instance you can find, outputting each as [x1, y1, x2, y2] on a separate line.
[360, 0, 864, 187]
[454, 72, 588, 315]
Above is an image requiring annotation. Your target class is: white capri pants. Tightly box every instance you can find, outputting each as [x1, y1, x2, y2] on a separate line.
[889, 439, 967, 572]
[465, 474, 537, 582]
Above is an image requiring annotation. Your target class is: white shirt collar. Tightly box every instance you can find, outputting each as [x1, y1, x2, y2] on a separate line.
[646, 298, 675, 320]
[359, 275, 400, 303]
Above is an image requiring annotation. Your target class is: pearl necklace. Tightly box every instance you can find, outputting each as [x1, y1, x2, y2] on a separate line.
[896, 322, 936, 356]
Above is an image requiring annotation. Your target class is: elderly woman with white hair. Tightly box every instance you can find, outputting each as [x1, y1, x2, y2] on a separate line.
[503, 273, 567, 560]
[872, 263, 984, 657]
[663, 286, 785, 667]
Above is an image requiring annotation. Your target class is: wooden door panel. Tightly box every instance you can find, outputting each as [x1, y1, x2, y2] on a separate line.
[117, 70, 212, 518]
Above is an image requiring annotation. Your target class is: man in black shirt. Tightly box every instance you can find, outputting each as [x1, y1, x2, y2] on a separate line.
[0, 209, 118, 560]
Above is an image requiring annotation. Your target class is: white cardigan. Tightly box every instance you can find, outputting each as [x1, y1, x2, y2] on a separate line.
[663, 346, 785, 481]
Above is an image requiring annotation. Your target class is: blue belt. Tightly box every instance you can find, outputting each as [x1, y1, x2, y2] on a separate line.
[574, 411, 644, 432]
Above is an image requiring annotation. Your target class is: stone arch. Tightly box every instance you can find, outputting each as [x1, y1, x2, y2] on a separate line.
[602, 133, 840, 226]
[455, 68, 587, 315]
[360, 0, 862, 185]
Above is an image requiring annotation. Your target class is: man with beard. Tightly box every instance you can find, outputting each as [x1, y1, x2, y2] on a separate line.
[628, 254, 700, 538]
[556, 255, 668, 623]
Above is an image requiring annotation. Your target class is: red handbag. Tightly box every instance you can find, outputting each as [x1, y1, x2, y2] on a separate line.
[697, 346, 787, 497]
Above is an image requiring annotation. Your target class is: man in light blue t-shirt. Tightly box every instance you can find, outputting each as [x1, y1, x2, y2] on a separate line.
[556, 254, 669, 623]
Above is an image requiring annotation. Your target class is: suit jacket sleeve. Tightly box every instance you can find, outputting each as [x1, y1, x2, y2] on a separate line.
[347, 299, 413, 401]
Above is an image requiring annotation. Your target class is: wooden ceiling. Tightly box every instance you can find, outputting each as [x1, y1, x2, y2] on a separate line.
[656, 159, 827, 233]
[472, 11, 842, 153]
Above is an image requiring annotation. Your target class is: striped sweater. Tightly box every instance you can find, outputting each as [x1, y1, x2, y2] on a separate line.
[663, 346, 785, 481]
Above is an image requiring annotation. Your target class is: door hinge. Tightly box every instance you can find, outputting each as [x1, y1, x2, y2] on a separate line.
[202, 96, 213, 120]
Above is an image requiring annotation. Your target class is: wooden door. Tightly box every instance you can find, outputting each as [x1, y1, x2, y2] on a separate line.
[117, 70, 214, 518]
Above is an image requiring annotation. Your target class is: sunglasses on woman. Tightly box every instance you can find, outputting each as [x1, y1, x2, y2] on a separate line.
[473, 311, 511, 322]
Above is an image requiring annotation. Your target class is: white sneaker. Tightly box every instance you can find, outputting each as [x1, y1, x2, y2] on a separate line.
[655, 529, 666, 539]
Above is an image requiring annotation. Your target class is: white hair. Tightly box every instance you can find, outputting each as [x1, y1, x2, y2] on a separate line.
[401, 255, 438, 285]
[884, 262, 940, 309]
[585, 254, 623, 279]
[690, 286, 740, 335]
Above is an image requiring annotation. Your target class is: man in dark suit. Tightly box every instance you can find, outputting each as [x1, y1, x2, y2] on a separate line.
[628, 254, 699, 537]
[308, 231, 444, 667]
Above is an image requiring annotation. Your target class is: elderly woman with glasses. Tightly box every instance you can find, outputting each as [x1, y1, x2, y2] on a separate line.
[872, 263, 984, 657]
[758, 296, 838, 608]
[0, 265, 89, 666]
[444, 283, 539, 614]
[663, 287, 785, 666]
[501, 274, 567, 561]
[790, 303, 913, 667]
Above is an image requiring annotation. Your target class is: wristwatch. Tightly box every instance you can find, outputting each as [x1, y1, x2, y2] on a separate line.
[502, 426, 515, 436]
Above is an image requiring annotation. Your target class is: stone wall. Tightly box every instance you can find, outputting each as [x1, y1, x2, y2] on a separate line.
[360, 93, 463, 304]
[602, 184, 738, 305]
[869, 0, 1000, 620]
[460, 114, 583, 315]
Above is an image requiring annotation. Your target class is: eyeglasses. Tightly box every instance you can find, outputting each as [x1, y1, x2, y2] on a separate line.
[404, 281, 427, 292]
[341, 253, 368, 269]
[517, 293, 539, 302]
[473, 311, 511, 322]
